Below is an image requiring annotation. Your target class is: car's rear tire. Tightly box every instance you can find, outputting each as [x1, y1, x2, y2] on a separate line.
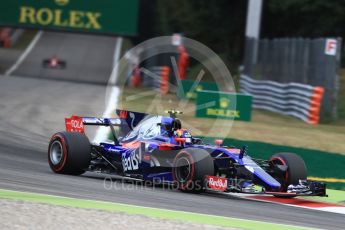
[270, 152, 307, 192]
[48, 132, 91, 175]
[172, 148, 214, 192]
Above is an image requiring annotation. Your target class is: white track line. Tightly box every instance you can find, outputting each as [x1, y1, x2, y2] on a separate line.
[109, 37, 123, 84]
[93, 37, 122, 143]
[5, 30, 43, 76]
[318, 206, 345, 215]
[92, 86, 120, 143]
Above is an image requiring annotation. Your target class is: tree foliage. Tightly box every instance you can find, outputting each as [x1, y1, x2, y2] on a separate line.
[152, 0, 345, 64]
[262, 0, 345, 38]
[154, 0, 247, 65]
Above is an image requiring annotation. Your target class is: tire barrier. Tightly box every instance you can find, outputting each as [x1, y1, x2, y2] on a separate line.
[160, 66, 170, 94]
[0, 28, 11, 48]
[239, 75, 324, 124]
[0, 28, 24, 48]
[130, 66, 141, 87]
[145, 66, 171, 94]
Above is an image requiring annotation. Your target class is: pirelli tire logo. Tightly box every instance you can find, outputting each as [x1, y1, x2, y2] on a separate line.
[18, 1, 102, 30]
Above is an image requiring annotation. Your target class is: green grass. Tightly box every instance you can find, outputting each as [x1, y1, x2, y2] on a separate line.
[0, 189, 309, 230]
[303, 189, 345, 204]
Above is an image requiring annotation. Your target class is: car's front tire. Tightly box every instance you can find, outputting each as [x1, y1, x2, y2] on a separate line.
[172, 148, 214, 192]
[270, 152, 307, 192]
[48, 132, 91, 175]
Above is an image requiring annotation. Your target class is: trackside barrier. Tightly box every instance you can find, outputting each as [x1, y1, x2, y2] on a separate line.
[148, 66, 170, 94]
[9, 29, 24, 46]
[0, 28, 11, 48]
[131, 66, 141, 87]
[239, 75, 324, 124]
[160, 66, 170, 94]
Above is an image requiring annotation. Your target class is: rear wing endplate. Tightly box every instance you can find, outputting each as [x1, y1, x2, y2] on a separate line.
[65, 115, 121, 133]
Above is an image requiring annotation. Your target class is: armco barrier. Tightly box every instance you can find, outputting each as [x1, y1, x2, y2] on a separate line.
[239, 75, 324, 124]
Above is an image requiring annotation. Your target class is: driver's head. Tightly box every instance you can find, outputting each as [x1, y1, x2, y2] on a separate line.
[174, 128, 192, 145]
[171, 119, 181, 131]
[174, 129, 192, 138]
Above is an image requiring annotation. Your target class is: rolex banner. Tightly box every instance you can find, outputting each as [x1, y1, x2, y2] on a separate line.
[195, 90, 252, 121]
[0, 0, 138, 36]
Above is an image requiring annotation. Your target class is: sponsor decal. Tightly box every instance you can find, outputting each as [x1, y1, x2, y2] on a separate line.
[227, 148, 241, 154]
[206, 108, 240, 118]
[122, 116, 161, 142]
[122, 150, 141, 171]
[119, 110, 128, 119]
[196, 90, 252, 121]
[121, 141, 141, 149]
[143, 154, 150, 161]
[19, 2, 102, 30]
[220, 97, 230, 108]
[207, 176, 228, 191]
[65, 115, 84, 133]
[0, 0, 138, 36]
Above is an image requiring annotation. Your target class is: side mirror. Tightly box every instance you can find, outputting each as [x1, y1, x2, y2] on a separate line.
[215, 139, 223, 147]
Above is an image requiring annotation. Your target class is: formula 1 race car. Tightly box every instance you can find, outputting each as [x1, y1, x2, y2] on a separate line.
[48, 110, 326, 197]
[42, 56, 66, 69]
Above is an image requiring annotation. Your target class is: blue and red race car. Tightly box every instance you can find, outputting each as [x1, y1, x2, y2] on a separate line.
[48, 109, 326, 197]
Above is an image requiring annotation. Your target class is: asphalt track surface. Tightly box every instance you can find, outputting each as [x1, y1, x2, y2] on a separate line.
[0, 76, 344, 229]
[12, 32, 116, 84]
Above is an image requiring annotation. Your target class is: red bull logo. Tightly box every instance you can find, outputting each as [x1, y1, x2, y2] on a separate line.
[207, 176, 228, 191]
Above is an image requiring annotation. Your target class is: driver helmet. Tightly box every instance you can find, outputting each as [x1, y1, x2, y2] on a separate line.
[171, 118, 181, 131]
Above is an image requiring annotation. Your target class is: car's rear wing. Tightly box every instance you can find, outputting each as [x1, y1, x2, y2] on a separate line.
[65, 109, 151, 139]
[65, 115, 121, 133]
